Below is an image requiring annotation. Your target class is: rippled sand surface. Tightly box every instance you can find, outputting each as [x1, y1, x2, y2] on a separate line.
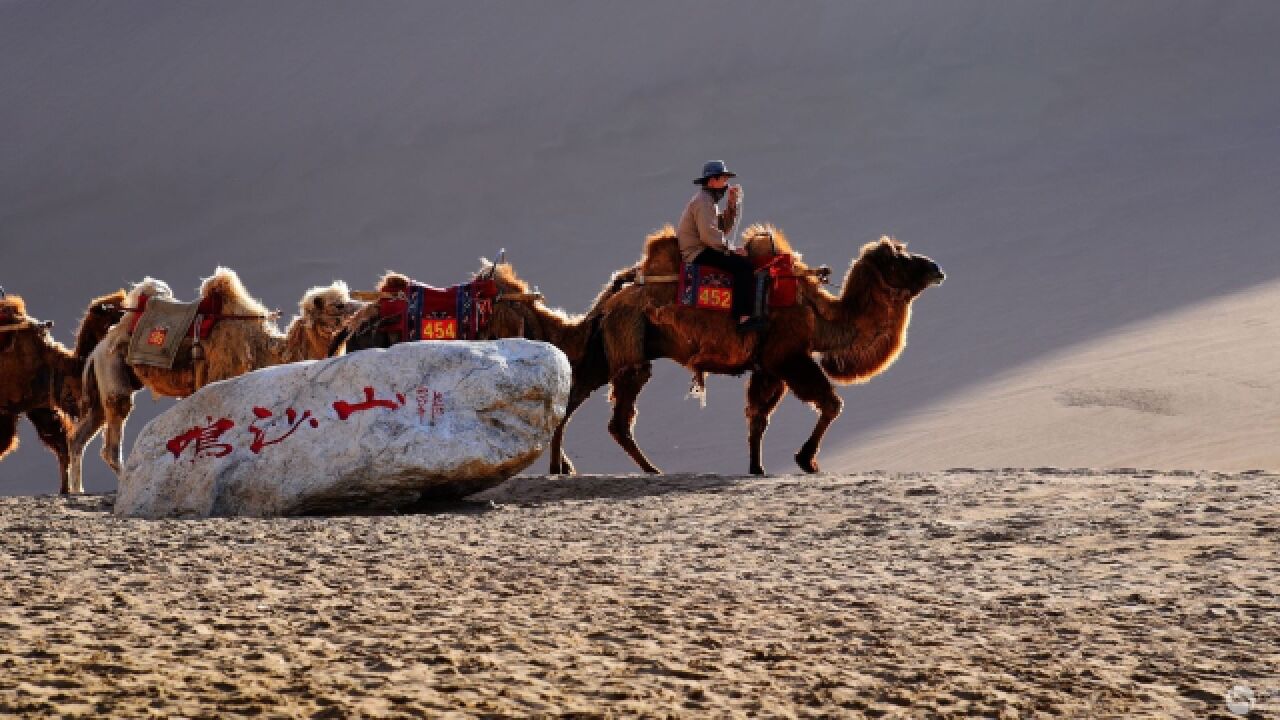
[1, 470, 1276, 718]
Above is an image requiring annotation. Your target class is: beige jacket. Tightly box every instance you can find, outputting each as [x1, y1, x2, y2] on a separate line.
[676, 188, 742, 263]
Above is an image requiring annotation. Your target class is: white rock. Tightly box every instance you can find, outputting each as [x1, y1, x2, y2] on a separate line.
[116, 339, 570, 518]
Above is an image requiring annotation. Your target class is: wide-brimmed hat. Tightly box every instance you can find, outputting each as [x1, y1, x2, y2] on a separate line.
[693, 160, 737, 184]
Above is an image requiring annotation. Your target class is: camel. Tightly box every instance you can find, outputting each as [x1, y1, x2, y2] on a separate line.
[67, 268, 363, 493]
[573, 223, 944, 475]
[332, 261, 628, 473]
[1, 288, 128, 493]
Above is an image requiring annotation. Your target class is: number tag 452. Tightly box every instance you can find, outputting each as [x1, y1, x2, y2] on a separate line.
[697, 287, 733, 310]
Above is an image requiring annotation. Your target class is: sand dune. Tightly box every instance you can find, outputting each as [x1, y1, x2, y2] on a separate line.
[832, 279, 1280, 473]
[1, 469, 1275, 717]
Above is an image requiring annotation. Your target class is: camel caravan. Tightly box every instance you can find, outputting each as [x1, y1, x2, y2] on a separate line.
[3, 161, 943, 493]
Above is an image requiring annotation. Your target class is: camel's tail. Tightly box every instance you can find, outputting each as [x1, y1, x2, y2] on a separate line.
[0, 414, 17, 460]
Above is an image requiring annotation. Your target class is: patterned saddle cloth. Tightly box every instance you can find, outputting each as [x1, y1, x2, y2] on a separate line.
[126, 294, 223, 368]
[676, 254, 801, 311]
[375, 278, 499, 342]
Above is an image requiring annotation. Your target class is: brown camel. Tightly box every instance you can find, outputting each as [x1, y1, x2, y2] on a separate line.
[67, 268, 362, 492]
[1, 289, 127, 493]
[574, 223, 944, 475]
[333, 261, 627, 473]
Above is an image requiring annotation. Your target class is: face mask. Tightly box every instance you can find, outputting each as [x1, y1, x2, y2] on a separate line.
[706, 186, 727, 203]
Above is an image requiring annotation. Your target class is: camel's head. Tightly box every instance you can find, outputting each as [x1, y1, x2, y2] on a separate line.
[859, 237, 944, 297]
[476, 258, 530, 296]
[0, 294, 26, 326]
[74, 289, 128, 359]
[300, 281, 364, 337]
[473, 258, 555, 341]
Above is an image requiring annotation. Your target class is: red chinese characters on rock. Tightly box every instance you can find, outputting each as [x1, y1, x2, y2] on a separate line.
[411, 385, 446, 424]
[166, 417, 236, 461]
[164, 385, 451, 463]
[333, 386, 407, 421]
[415, 386, 429, 424]
[248, 406, 319, 454]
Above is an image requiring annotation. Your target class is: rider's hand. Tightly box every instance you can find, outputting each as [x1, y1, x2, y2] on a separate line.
[728, 184, 742, 204]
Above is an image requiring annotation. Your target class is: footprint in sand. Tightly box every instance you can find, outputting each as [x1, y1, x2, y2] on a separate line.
[1055, 387, 1179, 416]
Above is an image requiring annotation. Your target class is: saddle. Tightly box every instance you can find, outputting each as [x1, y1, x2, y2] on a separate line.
[675, 254, 803, 312]
[367, 277, 499, 343]
[126, 294, 224, 368]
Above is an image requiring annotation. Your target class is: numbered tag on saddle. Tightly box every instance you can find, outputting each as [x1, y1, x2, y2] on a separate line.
[678, 263, 734, 311]
[421, 317, 458, 340]
[400, 279, 498, 342]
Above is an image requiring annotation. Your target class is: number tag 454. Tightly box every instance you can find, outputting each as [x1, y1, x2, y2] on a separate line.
[421, 318, 458, 340]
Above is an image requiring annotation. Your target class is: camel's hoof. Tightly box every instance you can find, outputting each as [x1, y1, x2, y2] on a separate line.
[794, 452, 819, 474]
[644, 467, 663, 475]
[750, 465, 766, 476]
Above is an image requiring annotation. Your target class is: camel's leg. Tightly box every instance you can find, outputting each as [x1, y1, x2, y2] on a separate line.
[100, 390, 134, 477]
[607, 362, 661, 474]
[27, 408, 73, 494]
[550, 387, 594, 475]
[0, 413, 17, 461]
[778, 355, 843, 474]
[67, 396, 106, 495]
[745, 371, 787, 476]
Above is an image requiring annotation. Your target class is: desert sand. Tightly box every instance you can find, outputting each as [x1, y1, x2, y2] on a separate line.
[2, 469, 1275, 717]
[4, 3, 1280, 716]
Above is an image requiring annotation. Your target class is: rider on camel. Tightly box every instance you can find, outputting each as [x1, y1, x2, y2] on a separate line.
[676, 160, 763, 331]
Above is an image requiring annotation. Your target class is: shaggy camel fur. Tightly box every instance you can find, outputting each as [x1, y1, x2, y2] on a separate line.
[574, 224, 944, 475]
[0, 290, 127, 493]
[67, 268, 362, 493]
[333, 262, 626, 473]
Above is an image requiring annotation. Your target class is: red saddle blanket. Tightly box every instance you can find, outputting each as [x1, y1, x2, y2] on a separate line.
[127, 293, 223, 339]
[676, 254, 800, 311]
[376, 278, 498, 342]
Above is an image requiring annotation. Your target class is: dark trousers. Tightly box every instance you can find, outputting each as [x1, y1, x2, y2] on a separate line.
[693, 249, 757, 318]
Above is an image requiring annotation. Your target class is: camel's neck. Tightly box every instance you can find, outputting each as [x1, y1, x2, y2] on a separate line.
[73, 323, 108, 360]
[524, 304, 594, 363]
[271, 318, 322, 365]
[811, 264, 914, 381]
[42, 336, 80, 376]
